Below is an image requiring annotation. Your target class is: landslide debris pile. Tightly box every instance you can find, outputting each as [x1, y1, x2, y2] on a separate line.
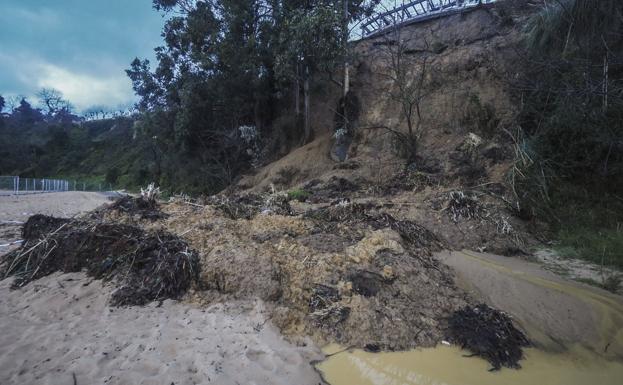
[1, 207, 199, 306]
[448, 304, 530, 370]
[161, 197, 467, 350]
[0, 192, 530, 369]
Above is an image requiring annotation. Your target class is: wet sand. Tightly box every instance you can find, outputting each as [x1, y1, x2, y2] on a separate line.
[437, 250, 623, 356]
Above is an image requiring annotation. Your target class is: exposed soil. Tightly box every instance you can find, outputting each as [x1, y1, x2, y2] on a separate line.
[130, 196, 466, 350]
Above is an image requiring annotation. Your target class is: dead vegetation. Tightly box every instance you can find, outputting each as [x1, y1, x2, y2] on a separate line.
[94, 195, 167, 221]
[1, 214, 199, 306]
[0, 180, 531, 368]
[448, 304, 530, 370]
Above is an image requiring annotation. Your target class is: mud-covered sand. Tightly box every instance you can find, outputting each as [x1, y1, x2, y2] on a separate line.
[438, 250, 623, 358]
[0, 272, 323, 385]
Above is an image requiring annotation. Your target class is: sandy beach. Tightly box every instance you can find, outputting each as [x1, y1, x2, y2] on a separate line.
[0, 272, 323, 385]
[0, 192, 113, 254]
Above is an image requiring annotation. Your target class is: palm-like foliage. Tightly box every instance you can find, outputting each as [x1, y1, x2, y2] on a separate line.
[525, 0, 623, 56]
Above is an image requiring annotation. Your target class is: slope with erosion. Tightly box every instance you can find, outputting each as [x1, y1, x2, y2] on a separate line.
[240, 2, 535, 256]
[228, 0, 623, 362]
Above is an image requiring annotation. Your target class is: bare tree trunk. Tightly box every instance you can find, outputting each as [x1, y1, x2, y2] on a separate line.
[603, 53, 609, 113]
[295, 62, 300, 116]
[303, 66, 311, 143]
[343, 0, 350, 98]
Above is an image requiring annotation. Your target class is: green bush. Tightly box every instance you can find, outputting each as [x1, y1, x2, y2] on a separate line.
[287, 189, 311, 202]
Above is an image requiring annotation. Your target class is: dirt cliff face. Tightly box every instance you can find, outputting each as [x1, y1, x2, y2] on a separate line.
[238, 2, 537, 255]
[349, 2, 533, 184]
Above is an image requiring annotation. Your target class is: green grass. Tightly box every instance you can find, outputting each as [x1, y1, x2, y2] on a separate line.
[546, 182, 623, 270]
[287, 189, 311, 202]
[555, 227, 623, 269]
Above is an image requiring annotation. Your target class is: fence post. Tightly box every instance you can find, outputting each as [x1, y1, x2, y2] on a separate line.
[16, 176, 19, 195]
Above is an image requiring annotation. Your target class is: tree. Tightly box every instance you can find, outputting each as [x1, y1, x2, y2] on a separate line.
[125, 0, 380, 191]
[0, 95, 5, 128]
[276, 0, 379, 143]
[367, 16, 437, 164]
[37, 88, 74, 122]
[277, 5, 343, 143]
[508, 0, 623, 218]
[13, 98, 43, 125]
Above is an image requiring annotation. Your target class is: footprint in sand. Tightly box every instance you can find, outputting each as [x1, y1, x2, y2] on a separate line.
[245, 349, 275, 371]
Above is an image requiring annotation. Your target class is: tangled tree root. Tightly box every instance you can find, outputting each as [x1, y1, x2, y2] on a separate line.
[1, 214, 199, 306]
[92, 195, 167, 221]
[305, 203, 443, 254]
[447, 304, 530, 370]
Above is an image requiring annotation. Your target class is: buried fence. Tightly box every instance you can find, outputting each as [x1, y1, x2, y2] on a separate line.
[0, 176, 108, 196]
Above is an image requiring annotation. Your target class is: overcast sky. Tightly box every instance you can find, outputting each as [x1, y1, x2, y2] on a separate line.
[0, 0, 164, 113]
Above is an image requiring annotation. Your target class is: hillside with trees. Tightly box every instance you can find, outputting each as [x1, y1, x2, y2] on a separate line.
[1, 0, 622, 269]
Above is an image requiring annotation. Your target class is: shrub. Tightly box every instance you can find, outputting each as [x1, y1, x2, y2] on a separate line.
[287, 189, 311, 202]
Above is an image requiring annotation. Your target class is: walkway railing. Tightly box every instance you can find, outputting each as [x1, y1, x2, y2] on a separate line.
[360, 0, 497, 38]
[0, 176, 104, 196]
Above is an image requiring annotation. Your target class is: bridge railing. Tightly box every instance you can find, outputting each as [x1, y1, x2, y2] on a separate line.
[361, 0, 497, 38]
[0, 176, 107, 196]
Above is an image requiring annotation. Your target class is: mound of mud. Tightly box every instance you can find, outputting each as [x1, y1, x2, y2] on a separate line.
[448, 304, 530, 370]
[206, 193, 293, 220]
[163, 200, 466, 350]
[2, 214, 199, 306]
[302, 176, 363, 203]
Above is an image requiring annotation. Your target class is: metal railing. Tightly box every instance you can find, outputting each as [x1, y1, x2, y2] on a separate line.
[360, 0, 497, 38]
[0, 176, 106, 196]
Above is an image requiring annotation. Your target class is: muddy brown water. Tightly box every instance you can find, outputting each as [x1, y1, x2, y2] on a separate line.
[317, 344, 623, 385]
[317, 250, 623, 385]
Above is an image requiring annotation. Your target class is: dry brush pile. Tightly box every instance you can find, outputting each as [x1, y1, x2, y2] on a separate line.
[1, 198, 199, 306]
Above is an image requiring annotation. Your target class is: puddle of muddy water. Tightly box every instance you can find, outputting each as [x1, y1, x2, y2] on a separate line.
[317, 344, 623, 385]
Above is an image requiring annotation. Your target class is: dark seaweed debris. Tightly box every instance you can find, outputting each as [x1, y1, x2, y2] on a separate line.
[447, 304, 530, 370]
[1, 215, 199, 306]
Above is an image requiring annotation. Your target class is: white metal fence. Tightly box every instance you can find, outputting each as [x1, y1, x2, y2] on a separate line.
[360, 0, 498, 38]
[0, 176, 105, 196]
